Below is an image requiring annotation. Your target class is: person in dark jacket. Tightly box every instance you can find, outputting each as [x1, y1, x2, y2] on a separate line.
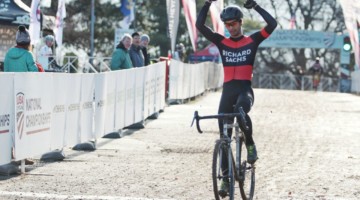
[110, 33, 133, 70]
[129, 32, 145, 67]
[4, 25, 39, 72]
[140, 34, 150, 66]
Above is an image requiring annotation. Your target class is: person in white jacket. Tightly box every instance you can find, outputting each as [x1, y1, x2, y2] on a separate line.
[37, 35, 55, 70]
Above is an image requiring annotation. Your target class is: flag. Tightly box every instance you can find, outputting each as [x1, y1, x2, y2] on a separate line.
[119, 0, 135, 29]
[182, 0, 197, 52]
[289, 13, 296, 29]
[166, 0, 180, 53]
[210, 0, 224, 35]
[54, 0, 66, 47]
[29, 0, 41, 45]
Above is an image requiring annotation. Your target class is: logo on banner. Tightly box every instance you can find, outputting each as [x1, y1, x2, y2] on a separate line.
[16, 92, 25, 139]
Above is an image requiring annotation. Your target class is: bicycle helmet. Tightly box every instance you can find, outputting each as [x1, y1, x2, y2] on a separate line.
[220, 5, 243, 22]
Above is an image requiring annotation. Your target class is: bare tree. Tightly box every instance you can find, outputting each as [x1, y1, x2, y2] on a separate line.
[255, 0, 345, 76]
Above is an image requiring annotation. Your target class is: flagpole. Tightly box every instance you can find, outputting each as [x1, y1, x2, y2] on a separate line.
[90, 0, 95, 58]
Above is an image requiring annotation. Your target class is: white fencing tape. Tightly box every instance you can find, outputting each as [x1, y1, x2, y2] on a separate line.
[0, 73, 14, 165]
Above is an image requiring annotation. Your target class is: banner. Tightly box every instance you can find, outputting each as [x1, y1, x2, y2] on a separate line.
[339, 0, 360, 69]
[166, 0, 180, 53]
[134, 67, 145, 123]
[64, 74, 81, 147]
[119, 0, 135, 29]
[259, 30, 343, 49]
[114, 70, 127, 130]
[125, 69, 136, 127]
[80, 74, 95, 142]
[104, 72, 116, 134]
[54, 0, 66, 47]
[51, 74, 68, 150]
[14, 73, 53, 160]
[210, 0, 224, 35]
[28, 0, 41, 45]
[182, 0, 197, 52]
[94, 73, 107, 138]
[0, 73, 14, 165]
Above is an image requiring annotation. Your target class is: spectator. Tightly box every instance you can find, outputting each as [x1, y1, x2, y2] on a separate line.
[110, 33, 133, 70]
[140, 34, 150, 66]
[37, 35, 57, 70]
[309, 57, 324, 91]
[4, 25, 39, 72]
[129, 32, 145, 67]
[174, 43, 186, 62]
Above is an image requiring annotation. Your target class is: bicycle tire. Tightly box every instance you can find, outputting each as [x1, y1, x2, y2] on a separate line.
[212, 139, 236, 200]
[239, 141, 255, 200]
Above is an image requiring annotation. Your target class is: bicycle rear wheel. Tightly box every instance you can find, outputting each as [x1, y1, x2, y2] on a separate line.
[212, 139, 237, 200]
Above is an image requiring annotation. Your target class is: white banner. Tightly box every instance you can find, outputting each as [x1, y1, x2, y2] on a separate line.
[154, 62, 166, 112]
[104, 72, 116, 134]
[181, 0, 197, 52]
[64, 74, 81, 147]
[51, 74, 68, 150]
[29, 0, 41, 45]
[143, 67, 151, 118]
[54, 0, 66, 48]
[114, 70, 127, 130]
[94, 73, 107, 138]
[210, 0, 224, 35]
[80, 74, 95, 142]
[0, 73, 14, 165]
[157, 62, 166, 110]
[14, 73, 52, 160]
[134, 68, 145, 123]
[125, 69, 136, 127]
[166, 0, 180, 53]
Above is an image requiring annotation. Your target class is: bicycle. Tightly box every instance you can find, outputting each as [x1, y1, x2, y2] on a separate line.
[192, 107, 255, 200]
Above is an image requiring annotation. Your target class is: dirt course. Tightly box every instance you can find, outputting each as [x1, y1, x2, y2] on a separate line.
[0, 89, 359, 200]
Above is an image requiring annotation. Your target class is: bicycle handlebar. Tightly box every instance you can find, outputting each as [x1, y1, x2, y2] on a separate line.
[191, 110, 249, 134]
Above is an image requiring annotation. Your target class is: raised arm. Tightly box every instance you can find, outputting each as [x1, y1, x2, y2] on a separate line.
[245, 0, 277, 35]
[254, 5, 277, 35]
[196, 1, 222, 43]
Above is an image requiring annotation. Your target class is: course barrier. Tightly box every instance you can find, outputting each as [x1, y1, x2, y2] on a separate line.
[0, 62, 166, 165]
[351, 70, 360, 93]
[168, 60, 223, 101]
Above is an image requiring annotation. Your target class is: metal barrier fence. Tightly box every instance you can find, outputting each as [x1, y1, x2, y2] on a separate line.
[252, 73, 340, 92]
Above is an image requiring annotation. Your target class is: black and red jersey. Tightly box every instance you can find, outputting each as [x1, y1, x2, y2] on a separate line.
[196, 2, 277, 83]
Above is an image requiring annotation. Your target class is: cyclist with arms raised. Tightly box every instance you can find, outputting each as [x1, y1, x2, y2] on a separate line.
[196, 0, 277, 195]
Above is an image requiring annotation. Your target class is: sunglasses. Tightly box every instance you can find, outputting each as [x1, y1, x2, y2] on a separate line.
[224, 20, 241, 28]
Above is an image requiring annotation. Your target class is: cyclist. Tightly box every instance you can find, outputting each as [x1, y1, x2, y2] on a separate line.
[309, 57, 324, 91]
[196, 0, 277, 195]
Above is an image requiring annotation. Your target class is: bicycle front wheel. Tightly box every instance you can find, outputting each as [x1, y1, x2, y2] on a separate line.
[239, 160, 255, 199]
[212, 139, 237, 200]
